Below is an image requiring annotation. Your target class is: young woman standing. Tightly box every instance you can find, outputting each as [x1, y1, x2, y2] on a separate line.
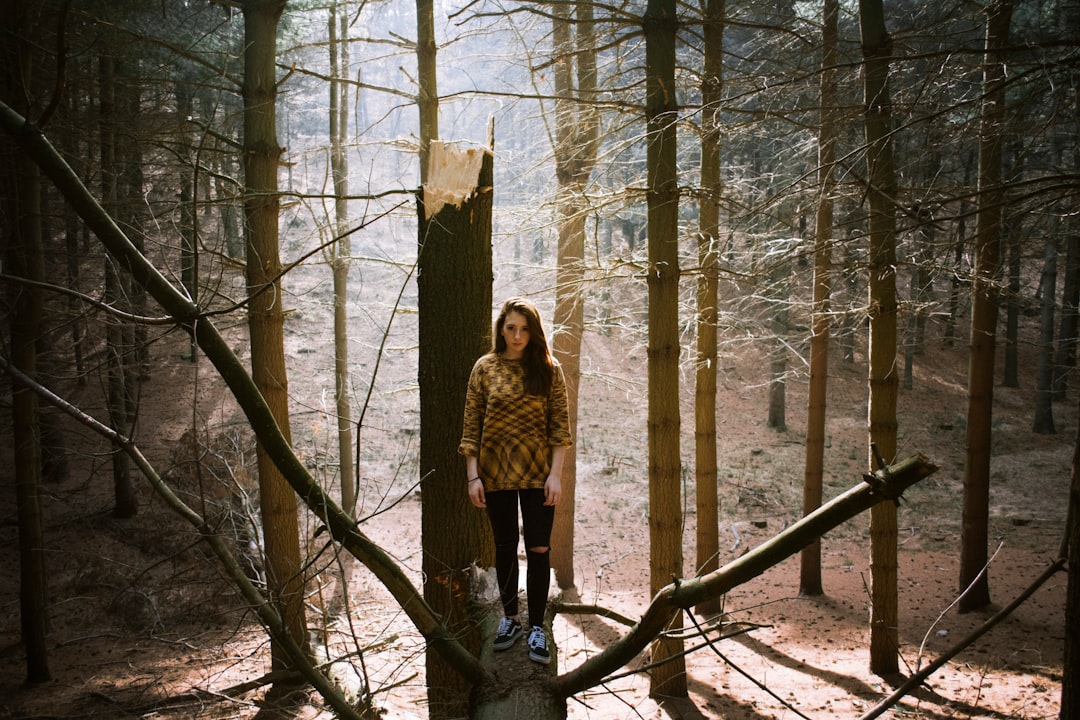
[459, 297, 572, 664]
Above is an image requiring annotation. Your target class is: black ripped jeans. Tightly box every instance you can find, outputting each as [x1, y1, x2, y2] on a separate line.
[485, 488, 554, 628]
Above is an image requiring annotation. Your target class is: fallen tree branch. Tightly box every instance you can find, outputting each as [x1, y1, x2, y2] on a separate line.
[548, 602, 637, 628]
[552, 454, 938, 698]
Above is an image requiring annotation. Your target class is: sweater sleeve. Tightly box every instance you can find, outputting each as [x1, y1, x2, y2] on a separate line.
[458, 358, 485, 457]
[547, 361, 573, 447]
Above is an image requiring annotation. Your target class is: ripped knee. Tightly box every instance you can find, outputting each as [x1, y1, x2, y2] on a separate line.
[528, 546, 549, 554]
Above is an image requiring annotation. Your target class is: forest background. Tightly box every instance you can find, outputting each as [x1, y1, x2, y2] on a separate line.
[1, 0, 1078, 719]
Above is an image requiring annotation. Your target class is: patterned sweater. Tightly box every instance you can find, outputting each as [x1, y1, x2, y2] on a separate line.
[458, 353, 573, 492]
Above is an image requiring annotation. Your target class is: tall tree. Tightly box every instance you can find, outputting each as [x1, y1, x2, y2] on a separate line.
[1054, 235, 1079, 398]
[2, 0, 50, 680]
[175, 81, 198, 362]
[694, 0, 724, 616]
[644, 0, 686, 698]
[800, 0, 839, 598]
[1062, 12, 1080, 689]
[241, 0, 310, 673]
[1065, 390, 1080, 720]
[1033, 239, 1058, 434]
[858, 0, 901, 675]
[417, 141, 495, 719]
[766, 241, 791, 431]
[413, 7, 495, 716]
[1052, 0, 1080, 401]
[959, 0, 1015, 613]
[550, 0, 601, 591]
[98, 49, 137, 519]
[327, 1, 355, 512]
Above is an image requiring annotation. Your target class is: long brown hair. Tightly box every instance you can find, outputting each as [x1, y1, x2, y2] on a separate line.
[493, 297, 554, 396]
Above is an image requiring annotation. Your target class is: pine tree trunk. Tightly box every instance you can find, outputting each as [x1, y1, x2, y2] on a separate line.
[694, 0, 724, 615]
[176, 83, 198, 362]
[1033, 239, 1058, 433]
[842, 246, 859, 363]
[99, 51, 137, 519]
[550, 1, 600, 591]
[801, 0, 838, 598]
[1064, 23, 1080, 708]
[1003, 220, 1021, 387]
[328, 3, 355, 513]
[644, 0, 686, 697]
[241, 0, 310, 672]
[117, 59, 149, 380]
[418, 141, 496, 719]
[858, 0, 900, 675]
[1064, 393, 1080, 720]
[767, 249, 790, 432]
[2, 4, 50, 679]
[960, 0, 1014, 614]
[7, 152, 52, 684]
[551, 188, 584, 591]
[1054, 235, 1079, 398]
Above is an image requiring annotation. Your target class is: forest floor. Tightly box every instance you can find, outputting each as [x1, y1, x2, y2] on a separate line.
[0, 265, 1072, 720]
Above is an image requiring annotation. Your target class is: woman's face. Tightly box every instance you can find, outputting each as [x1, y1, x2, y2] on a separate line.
[500, 310, 531, 359]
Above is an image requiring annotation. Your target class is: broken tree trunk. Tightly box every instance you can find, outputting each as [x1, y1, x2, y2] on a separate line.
[418, 139, 496, 718]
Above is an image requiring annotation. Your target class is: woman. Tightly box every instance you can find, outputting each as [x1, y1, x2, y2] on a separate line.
[459, 297, 572, 665]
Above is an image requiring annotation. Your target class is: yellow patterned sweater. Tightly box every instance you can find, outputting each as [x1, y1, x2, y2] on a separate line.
[458, 353, 573, 492]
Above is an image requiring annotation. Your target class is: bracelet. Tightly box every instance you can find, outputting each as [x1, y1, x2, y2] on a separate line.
[468, 477, 482, 484]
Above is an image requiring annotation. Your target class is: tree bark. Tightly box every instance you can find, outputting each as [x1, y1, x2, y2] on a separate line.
[98, 50, 138, 519]
[767, 246, 790, 432]
[117, 56, 149, 381]
[241, 0, 309, 672]
[1034, 239, 1058, 434]
[694, 0, 724, 616]
[1, 0, 50, 680]
[7, 147, 52, 687]
[1062, 3, 1080, 705]
[328, 2, 355, 513]
[644, 0, 686, 698]
[418, 141, 496, 719]
[1003, 215, 1021, 387]
[1054, 233, 1079, 399]
[1065, 389, 1080, 718]
[960, 0, 1014, 614]
[416, 0, 438, 185]
[858, 0, 900, 675]
[801, 0, 838, 598]
[175, 82, 198, 362]
[550, 1, 600, 591]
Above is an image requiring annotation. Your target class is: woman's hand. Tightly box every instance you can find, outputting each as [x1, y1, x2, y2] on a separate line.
[545, 445, 567, 506]
[468, 478, 486, 508]
[544, 475, 561, 506]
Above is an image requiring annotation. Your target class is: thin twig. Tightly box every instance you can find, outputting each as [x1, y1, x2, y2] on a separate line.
[859, 556, 1067, 720]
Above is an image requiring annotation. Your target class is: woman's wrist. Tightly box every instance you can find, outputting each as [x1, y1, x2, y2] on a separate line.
[468, 477, 481, 484]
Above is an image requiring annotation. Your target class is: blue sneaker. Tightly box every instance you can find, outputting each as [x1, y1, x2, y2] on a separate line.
[493, 617, 522, 651]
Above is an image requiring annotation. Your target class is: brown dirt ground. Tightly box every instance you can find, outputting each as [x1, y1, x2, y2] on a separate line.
[0, 270, 1070, 720]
